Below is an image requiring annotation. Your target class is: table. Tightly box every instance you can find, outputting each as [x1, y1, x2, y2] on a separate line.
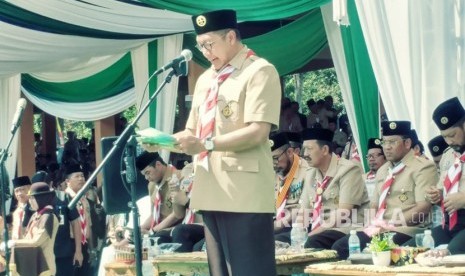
[105, 249, 338, 275]
[304, 261, 465, 276]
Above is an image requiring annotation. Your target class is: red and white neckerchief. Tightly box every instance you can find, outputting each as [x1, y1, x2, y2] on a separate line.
[182, 179, 195, 224]
[196, 50, 255, 170]
[77, 199, 87, 245]
[150, 183, 164, 229]
[442, 152, 465, 230]
[27, 205, 53, 239]
[364, 162, 406, 236]
[366, 171, 376, 180]
[310, 176, 332, 233]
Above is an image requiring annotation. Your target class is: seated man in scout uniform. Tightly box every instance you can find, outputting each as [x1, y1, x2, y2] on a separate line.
[424, 97, 465, 255]
[270, 132, 308, 244]
[332, 121, 438, 259]
[299, 128, 369, 249]
[135, 151, 181, 244]
[364, 138, 387, 198]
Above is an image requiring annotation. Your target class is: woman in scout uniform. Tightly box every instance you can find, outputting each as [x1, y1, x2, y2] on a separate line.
[332, 120, 438, 259]
[299, 128, 369, 250]
[270, 132, 308, 244]
[13, 182, 59, 276]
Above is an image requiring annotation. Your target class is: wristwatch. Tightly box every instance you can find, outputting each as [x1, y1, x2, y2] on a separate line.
[204, 137, 215, 152]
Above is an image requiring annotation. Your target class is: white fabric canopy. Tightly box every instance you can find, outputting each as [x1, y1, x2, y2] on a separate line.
[22, 87, 136, 121]
[7, 0, 191, 35]
[355, 0, 465, 154]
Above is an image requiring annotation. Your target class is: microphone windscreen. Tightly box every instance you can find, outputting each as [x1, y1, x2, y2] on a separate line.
[181, 49, 193, 61]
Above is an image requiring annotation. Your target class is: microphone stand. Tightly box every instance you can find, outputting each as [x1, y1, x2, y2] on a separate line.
[0, 126, 19, 275]
[68, 68, 179, 276]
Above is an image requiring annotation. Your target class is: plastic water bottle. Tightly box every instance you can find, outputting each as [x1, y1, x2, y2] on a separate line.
[290, 223, 307, 252]
[142, 234, 152, 259]
[348, 230, 361, 256]
[422, 229, 435, 249]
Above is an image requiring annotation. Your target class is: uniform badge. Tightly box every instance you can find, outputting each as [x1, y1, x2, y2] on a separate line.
[269, 139, 274, 148]
[196, 15, 206, 27]
[375, 139, 381, 145]
[389, 122, 397, 129]
[399, 193, 408, 202]
[440, 116, 448, 125]
[222, 104, 233, 118]
[432, 145, 439, 153]
[316, 187, 324, 195]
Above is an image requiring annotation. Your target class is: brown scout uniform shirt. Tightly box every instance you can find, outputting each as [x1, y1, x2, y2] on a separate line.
[186, 46, 281, 213]
[372, 150, 438, 236]
[300, 154, 369, 234]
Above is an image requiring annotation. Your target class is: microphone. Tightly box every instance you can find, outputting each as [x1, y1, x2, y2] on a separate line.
[10, 98, 27, 134]
[157, 49, 193, 74]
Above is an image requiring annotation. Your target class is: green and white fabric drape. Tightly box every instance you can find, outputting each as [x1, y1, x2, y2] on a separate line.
[322, 3, 379, 171]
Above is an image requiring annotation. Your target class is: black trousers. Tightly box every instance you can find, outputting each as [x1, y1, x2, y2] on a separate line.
[304, 229, 346, 249]
[331, 231, 411, 259]
[55, 256, 74, 276]
[431, 223, 465, 254]
[202, 211, 276, 276]
[74, 243, 91, 276]
[171, 224, 205, 252]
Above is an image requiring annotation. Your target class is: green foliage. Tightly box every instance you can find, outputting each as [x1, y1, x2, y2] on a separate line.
[368, 233, 398, 252]
[283, 68, 344, 115]
[122, 105, 137, 123]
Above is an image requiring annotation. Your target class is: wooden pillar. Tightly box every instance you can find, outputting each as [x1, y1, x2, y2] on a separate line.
[42, 112, 57, 162]
[17, 98, 35, 177]
[94, 117, 116, 188]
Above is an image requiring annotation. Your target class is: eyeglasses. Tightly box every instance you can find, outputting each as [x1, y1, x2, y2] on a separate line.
[380, 139, 406, 147]
[195, 34, 226, 52]
[195, 38, 222, 52]
[272, 150, 287, 161]
[365, 153, 384, 159]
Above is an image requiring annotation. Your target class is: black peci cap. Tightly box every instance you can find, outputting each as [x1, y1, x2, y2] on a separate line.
[192, 9, 238, 35]
[367, 138, 383, 150]
[428, 135, 449, 157]
[432, 97, 465, 130]
[135, 151, 160, 171]
[381, 121, 411, 136]
[269, 132, 289, 151]
[12, 176, 31, 189]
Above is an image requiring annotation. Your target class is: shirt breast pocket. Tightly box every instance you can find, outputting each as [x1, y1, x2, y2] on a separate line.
[217, 90, 242, 122]
[391, 186, 415, 205]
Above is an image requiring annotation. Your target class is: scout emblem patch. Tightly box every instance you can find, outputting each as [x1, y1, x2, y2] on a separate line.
[222, 104, 233, 118]
[440, 117, 448, 125]
[196, 16, 206, 27]
[389, 122, 397, 129]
